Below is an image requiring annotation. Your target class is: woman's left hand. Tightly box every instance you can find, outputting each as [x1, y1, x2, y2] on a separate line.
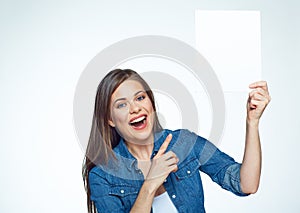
[247, 81, 271, 122]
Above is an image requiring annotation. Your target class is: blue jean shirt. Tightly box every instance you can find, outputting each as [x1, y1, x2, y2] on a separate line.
[89, 129, 249, 213]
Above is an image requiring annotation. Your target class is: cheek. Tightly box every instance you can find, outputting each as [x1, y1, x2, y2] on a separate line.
[111, 111, 128, 124]
[145, 102, 155, 121]
[145, 100, 154, 112]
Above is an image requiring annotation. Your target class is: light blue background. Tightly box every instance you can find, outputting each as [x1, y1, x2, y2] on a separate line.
[0, 0, 299, 212]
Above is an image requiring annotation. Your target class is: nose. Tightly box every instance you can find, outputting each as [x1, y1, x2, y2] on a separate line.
[129, 101, 141, 114]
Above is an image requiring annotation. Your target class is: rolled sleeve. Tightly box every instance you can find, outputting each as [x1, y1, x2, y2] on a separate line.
[222, 163, 249, 196]
[198, 139, 249, 197]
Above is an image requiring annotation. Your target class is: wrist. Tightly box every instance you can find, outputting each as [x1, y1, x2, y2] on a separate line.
[142, 179, 158, 196]
[246, 117, 259, 127]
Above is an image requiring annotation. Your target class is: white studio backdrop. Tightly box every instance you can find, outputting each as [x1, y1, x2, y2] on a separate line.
[0, 0, 299, 212]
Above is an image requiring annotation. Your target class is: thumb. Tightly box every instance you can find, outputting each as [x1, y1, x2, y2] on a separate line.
[154, 134, 172, 159]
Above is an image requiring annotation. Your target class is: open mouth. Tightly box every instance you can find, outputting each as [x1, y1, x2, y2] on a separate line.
[129, 115, 147, 129]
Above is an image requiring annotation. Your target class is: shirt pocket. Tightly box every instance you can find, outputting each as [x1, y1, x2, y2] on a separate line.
[109, 184, 139, 210]
[175, 157, 201, 180]
[173, 157, 202, 199]
[109, 184, 139, 197]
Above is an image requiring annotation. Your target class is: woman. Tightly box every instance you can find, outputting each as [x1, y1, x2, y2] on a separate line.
[82, 69, 271, 213]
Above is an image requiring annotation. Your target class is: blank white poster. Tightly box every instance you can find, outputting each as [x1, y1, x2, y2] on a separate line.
[195, 10, 261, 92]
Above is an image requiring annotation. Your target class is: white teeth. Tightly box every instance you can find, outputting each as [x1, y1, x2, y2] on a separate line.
[130, 116, 146, 124]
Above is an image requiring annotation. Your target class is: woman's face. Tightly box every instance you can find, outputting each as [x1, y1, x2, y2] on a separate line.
[109, 79, 155, 145]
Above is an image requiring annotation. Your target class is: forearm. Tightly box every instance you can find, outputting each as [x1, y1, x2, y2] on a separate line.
[130, 180, 156, 213]
[240, 119, 261, 194]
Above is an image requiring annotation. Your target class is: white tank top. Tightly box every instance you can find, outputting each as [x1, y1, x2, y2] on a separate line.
[152, 192, 178, 213]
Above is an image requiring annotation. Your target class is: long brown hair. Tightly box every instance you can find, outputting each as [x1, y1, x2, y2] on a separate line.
[82, 69, 162, 213]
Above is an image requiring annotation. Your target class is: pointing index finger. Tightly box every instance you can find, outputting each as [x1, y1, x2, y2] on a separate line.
[154, 134, 172, 159]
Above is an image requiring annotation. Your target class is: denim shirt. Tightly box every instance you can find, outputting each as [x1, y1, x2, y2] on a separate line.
[89, 129, 249, 213]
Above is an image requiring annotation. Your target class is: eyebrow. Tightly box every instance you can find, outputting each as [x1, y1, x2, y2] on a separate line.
[113, 90, 145, 105]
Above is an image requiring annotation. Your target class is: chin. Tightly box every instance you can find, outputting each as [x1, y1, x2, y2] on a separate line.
[125, 128, 153, 145]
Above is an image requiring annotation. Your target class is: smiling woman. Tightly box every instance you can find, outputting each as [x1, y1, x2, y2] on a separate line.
[82, 69, 271, 213]
[82, 69, 163, 212]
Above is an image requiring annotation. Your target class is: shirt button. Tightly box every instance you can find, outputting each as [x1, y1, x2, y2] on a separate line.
[172, 194, 176, 199]
[120, 189, 124, 194]
[187, 170, 191, 174]
[164, 179, 167, 183]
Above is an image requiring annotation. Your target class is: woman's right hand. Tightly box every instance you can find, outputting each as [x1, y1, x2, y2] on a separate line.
[145, 134, 179, 192]
[130, 134, 178, 212]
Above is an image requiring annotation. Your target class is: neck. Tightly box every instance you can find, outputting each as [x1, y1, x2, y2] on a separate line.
[125, 135, 154, 161]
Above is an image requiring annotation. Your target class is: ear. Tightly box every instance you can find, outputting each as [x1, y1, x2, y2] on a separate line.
[108, 119, 115, 127]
